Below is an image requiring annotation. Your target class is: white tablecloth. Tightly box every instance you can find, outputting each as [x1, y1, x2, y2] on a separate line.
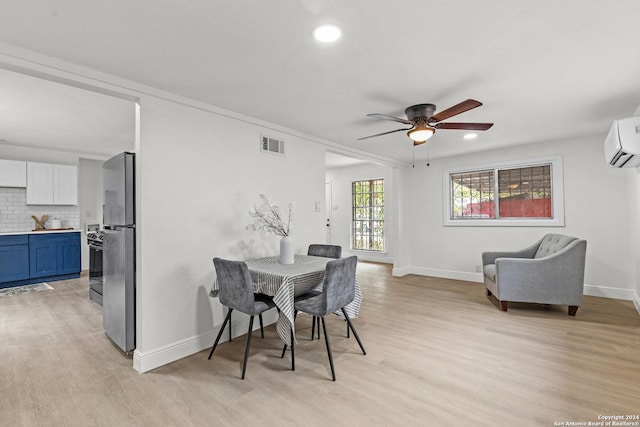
[210, 254, 362, 346]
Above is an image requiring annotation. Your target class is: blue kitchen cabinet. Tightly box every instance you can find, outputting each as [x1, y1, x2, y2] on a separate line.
[56, 235, 82, 275]
[29, 232, 81, 281]
[29, 235, 57, 278]
[0, 235, 30, 287]
[0, 232, 80, 288]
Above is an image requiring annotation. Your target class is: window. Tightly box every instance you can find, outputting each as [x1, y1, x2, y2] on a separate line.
[352, 179, 384, 251]
[443, 156, 564, 226]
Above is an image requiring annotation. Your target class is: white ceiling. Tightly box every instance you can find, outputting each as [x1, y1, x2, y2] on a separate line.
[325, 151, 369, 170]
[1, 1, 640, 165]
[0, 68, 135, 158]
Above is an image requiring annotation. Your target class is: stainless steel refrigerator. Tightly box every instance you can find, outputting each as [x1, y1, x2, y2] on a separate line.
[102, 152, 136, 352]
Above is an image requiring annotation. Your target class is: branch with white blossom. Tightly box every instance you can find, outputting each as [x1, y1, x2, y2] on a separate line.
[246, 194, 294, 237]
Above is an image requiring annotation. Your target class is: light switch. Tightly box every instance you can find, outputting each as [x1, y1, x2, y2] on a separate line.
[314, 201, 320, 212]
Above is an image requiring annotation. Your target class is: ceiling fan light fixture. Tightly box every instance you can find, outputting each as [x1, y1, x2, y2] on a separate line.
[313, 24, 341, 43]
[407, 125, 435, 143]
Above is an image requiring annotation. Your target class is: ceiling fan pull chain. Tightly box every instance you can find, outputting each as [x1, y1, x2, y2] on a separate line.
[412, 145, 415, 168]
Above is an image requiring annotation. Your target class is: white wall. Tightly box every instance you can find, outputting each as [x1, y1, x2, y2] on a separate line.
[134, 96, 327, 371]
[325, 162, 394, 263]
[395, 134, 637, 300]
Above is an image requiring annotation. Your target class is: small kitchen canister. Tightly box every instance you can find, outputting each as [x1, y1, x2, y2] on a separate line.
[49, 218, 62, 229]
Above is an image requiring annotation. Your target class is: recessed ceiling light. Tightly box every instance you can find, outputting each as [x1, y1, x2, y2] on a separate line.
[464, 133, 478, 140]
[313, 24, 341, 43]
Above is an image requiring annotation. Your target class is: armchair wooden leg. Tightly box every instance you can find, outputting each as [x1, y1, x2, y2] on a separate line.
[500, 301, 508, 312]
[568, 306, 579, 316]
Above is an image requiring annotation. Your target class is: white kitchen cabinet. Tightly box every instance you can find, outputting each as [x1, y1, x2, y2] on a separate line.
[0, 159, 27, 187]
[53, 164, 78, 205]
[26, 162, 53, 204]
[26, 162, 78, 205]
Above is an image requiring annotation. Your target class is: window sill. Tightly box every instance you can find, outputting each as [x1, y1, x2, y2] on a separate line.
[444, 217, 565, 227]
[350, 249, 387, 255]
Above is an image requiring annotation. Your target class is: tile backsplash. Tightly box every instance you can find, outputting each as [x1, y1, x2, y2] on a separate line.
[0, 188, 80, 232]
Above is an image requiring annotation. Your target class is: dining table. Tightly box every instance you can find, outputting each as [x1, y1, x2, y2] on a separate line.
[209, 254, 362, 346]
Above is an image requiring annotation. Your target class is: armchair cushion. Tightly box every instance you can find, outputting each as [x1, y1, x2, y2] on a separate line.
[483, 264, 496, 282]
[534, 234, 577, 258]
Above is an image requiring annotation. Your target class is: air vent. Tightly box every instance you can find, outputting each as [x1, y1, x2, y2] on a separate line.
[260, 134, 285, 156]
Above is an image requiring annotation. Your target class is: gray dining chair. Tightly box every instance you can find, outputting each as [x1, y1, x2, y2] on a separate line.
[305, 244, 342, 340]
[282, 255, 366, 381]
[208, 257, 276, 379]
[307, 244, 342, 259]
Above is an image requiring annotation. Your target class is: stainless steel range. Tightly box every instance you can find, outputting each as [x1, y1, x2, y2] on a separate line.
[87, 230, 104, 305]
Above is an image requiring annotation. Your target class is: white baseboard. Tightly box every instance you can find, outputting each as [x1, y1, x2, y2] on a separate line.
[392, 265, 484, 283]
[134, 331, 214, 373]
[391, 266, 411, 277]
[583, 284, 635, 301]
[133, 311, 279, 373]
[392, 265, 638, 306]
[347, 251, 393, 264]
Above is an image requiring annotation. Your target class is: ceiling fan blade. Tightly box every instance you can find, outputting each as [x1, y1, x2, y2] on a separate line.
[430, 99, 482, 123]
[357, 127, 412, 140]
[434, 122, 494, 130]
[367, 113, 413, 125]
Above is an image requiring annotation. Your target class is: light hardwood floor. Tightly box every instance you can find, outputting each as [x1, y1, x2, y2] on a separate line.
[1, 262, 639, 426]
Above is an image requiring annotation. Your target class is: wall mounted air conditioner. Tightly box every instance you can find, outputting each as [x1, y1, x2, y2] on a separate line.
[605, 116, 640, 168]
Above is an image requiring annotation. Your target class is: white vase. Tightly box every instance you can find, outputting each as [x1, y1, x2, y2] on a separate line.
[280, 236, 294, 265]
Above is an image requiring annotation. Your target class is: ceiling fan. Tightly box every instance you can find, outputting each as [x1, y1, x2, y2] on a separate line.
[358, 99, 494, 145]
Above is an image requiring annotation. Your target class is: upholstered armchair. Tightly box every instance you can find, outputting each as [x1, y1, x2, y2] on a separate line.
[481, 233, 587, 316]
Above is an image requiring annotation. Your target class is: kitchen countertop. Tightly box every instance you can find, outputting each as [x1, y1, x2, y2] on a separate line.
[0, 229, 80, 236]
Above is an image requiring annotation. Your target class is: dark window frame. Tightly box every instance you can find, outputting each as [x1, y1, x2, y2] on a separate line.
[443, 156, 565, 227]
[352, 178, 385, 251]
